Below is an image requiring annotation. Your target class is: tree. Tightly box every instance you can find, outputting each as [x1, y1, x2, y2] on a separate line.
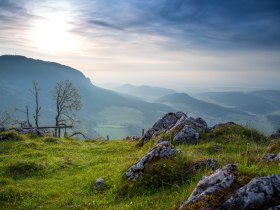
[53, 80, 81, 137]
[30, 81, 41, 128]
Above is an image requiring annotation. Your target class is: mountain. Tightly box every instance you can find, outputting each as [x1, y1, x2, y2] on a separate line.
[114, 84, 177, 101]
[251, 90, 280, 104]
[197, 91, 280, 115]
[196, 91, 280, 133]
[0, 55, 172, 138]
[156, 93, 251, 126]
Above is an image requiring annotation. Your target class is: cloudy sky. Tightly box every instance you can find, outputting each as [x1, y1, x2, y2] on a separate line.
[0, 0, 280, 90]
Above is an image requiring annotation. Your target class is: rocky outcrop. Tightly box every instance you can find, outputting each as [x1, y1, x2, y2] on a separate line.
[179, 164, 237, 210]
[218, 175, 280, 210]
[125, 141, 177, 181]
[173, 126, 199, 145]
[263, 153, 280, 162]
[140, 112, 187, 144]
[140, 112, 208, 145]
[93, 178, 106, 191]
[271, 128, 280, 138]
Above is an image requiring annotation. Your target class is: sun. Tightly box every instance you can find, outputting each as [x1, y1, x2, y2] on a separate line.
[31, 13, 77, 54]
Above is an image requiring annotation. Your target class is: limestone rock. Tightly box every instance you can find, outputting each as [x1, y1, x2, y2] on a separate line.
[125, 141, 177, 181]
[140, 112, 188, 144]
[263, 153, 280, 162]
[173, 126, 199, 145]
[179, 164, 237, 210]
[140, 112, 209, 145]
[218, 175, 280, 210]
[93, 178, 106, 191]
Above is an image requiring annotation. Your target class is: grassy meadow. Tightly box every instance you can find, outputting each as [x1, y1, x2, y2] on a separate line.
[0, 124, 279, 209]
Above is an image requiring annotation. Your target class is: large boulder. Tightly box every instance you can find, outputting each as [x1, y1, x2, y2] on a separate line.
[140, 112, 187, 144]
[140, 112, 208, 145]
[218, 175, 280, 210]
[179, 164, 237, 209]
[124, 141, 177, 181]
[173, 126, 199, 145]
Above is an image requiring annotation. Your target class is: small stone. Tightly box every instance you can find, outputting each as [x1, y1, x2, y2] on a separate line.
[263, 153, 280, 162]
[93, 178, 106, 191]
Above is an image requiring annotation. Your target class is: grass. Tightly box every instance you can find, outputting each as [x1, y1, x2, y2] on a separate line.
[0, 124, 279, 209]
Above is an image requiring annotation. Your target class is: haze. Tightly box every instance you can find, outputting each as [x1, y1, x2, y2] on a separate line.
[1, 0, 280, 91]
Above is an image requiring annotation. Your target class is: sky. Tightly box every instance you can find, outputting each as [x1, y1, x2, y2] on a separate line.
[0, 0, 280, 91]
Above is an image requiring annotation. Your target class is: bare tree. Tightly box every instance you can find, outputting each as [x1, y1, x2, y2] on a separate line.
[53, 80, 81, 137]
[30, 81, 41, 128]
[16, 105, 32, 128]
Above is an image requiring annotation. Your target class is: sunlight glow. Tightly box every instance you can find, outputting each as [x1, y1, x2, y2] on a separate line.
[31, 13, 77, 54]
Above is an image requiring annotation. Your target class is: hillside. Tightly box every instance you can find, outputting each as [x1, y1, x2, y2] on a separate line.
[156, 93, 251, 126]
[0, 123, 279, 209]
[0, 55, 172, 138]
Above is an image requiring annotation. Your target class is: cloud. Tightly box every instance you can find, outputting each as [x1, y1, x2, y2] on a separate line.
[76, 0, 280, 50]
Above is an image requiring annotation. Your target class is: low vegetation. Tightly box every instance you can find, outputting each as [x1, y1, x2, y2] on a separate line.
[0, 124, 279, 209]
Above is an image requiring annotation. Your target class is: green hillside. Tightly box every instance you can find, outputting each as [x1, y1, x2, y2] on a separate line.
[1, 125, 279, 209]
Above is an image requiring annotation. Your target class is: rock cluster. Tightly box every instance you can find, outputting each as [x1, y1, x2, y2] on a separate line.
[125, 141, 177, 181]
[140, 112, 208, 145]
[218, 174, 280, 210]
[179, 164, 237, 209]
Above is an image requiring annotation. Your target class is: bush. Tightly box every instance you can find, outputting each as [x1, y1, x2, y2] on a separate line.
[0, 131, 24, 142]
[5, 161, 46, 178]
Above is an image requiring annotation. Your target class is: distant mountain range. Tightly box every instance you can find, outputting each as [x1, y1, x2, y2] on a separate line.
[197, 91, 280, 114]
[1, 55, 279, 137]
[113, 84, 177, 101]
[156, 93, 252, 126]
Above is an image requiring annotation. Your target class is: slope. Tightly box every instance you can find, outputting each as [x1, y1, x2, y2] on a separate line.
[0, 55, 172, 138]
